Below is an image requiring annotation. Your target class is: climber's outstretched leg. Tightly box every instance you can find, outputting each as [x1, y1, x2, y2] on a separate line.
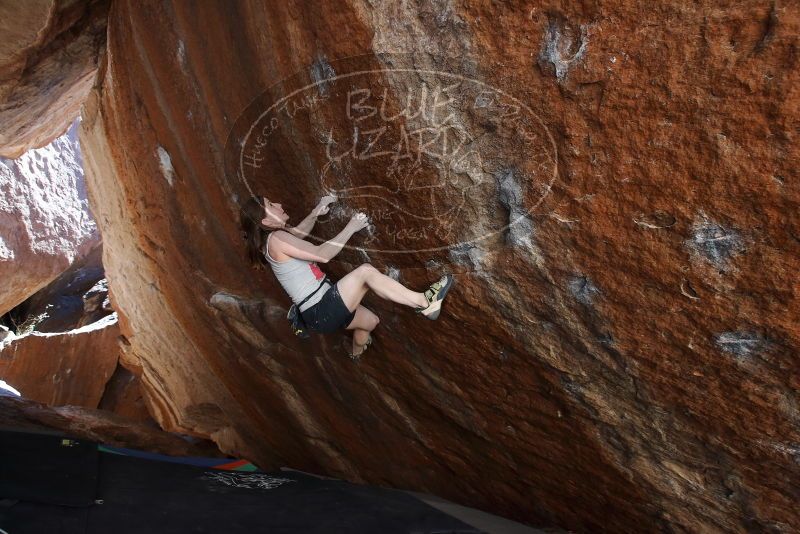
[338, 265, 455, 355]
[339, 263, 455, 321]
[337, 263, 429, 312]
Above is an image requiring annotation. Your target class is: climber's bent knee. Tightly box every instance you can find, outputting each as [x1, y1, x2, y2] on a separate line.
[356, 263, 377, 277]
[337, 265, 376, 311]
[345, 305, 379, 331]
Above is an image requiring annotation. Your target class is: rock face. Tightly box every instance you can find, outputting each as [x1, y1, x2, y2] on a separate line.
[0, 395, 224, 458]
[0, 313, 119, 407]
[96, 362, 154, 424]
[0, 0, 110, 158]
[7, 240, 110, 333]
[0, 309, 160, 429]
[0, 118, 100, 316]
[74, 1, 798, 532]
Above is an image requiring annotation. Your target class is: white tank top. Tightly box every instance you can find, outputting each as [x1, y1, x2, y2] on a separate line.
[263, 232, 331, 312]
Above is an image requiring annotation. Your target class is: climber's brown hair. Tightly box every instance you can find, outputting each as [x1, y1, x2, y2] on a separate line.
[240, 196, 269, 270]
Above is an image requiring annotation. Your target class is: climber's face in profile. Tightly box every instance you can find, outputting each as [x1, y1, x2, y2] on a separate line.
[261, 197, 288, 228]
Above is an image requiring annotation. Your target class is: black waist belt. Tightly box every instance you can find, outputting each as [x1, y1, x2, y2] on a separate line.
[297, 275, 332, 309]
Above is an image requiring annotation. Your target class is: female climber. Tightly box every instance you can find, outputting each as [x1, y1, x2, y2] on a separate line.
[240, 195, 454, 357]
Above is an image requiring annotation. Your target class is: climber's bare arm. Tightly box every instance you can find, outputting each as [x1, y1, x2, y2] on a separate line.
[274, 215, 367, 263]
[286, 194, 337, 239]
[286, 212, 317, 240]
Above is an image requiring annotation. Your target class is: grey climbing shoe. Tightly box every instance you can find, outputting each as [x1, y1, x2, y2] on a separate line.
[415, 274, 454, 320]
[348, 333, 372, 359]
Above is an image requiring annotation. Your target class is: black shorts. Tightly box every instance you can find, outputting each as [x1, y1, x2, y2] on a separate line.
[300, 281, 356, 333]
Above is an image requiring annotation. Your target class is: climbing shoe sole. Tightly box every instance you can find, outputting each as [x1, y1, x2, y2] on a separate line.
[417, 274, 454, 320]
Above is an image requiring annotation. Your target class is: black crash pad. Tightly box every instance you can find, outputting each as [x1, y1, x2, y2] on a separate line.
[0, 429, 98, 507]
[0, 429, 481, 533]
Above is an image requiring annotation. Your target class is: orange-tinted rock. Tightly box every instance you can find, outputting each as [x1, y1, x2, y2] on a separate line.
[9, 240, 110, 333]
[0, 313, 118, 408]
[0, 0, 109, 158]
[0, 395, 223, 457]
[76, 1, 799, 532]
[97, 362, 155, 424]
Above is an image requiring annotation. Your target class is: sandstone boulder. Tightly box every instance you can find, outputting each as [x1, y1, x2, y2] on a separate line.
[0, 118, 100, 317]
[0, 0, 110, 158]
[7, 240, 109, 333]
[96, 362, 156, 424]
[0, 394, 223, 457]
[0, 312, 119, 408]
[66, 0, 800, 531]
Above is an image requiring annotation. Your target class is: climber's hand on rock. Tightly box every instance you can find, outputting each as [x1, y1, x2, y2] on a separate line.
[347, 212, 370, 233]
[313, 194, 337, 217]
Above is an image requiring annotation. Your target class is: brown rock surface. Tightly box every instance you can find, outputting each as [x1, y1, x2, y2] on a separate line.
[0, 395, 223, 457]
[0, 304, 165, 430]
[0, 0, 109, 158]
[97, 362, 156, 424]
[0, 312, 119, 408]
[7, 240, 110, 333]
[71, 1, 798, 532]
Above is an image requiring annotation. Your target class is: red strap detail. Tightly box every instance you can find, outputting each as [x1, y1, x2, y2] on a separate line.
[309, 262, 324, 280]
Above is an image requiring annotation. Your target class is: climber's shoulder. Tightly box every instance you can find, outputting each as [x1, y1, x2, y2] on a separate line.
[270, 229, 291, 239]
[270, 229, 299, 247]
[267, 230, 294, 262]
[270, 229, 327, 263]
[270, 228, 311, 253]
